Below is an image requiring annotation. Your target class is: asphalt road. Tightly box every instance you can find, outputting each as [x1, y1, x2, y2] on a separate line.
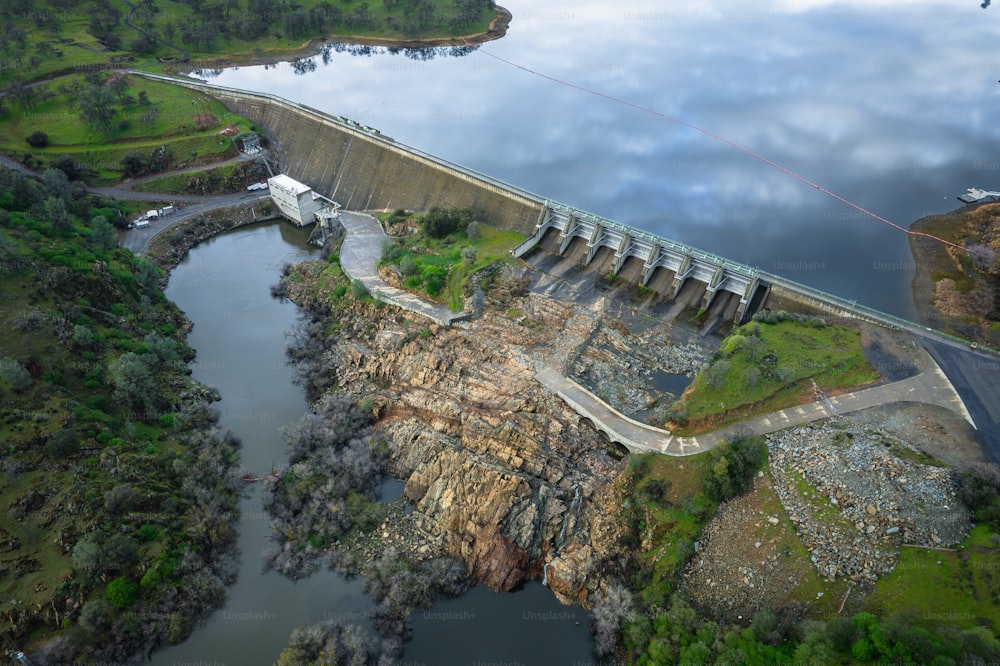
[0, 154, 269, 255]
[118, 191, 270, 255]
[537, 356, 974, 456]
[922, 339, 1000, 467]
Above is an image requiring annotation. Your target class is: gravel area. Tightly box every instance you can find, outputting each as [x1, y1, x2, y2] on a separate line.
[683, 417, 972, 618]
[769, 421, 969, 584]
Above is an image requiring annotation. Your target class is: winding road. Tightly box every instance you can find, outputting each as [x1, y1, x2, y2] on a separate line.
[0, 154, 270, 255]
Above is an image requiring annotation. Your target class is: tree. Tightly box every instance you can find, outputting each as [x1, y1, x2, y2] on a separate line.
[122, 152, 145, 178]
[26, 131, 49, 147]
[350, 279, 368, 299]
[42, 167, 72, 200]
[78, 84, 117, 133]
[50, 155, 82, 181]
[135, 257, 162, 297]
[105, 577, 139, 608]
[87, 0, 122, 47]
[78, 598, 113, 634]
[592, 582, 635, 656]
[0, 356, 32, 391]
[45, 429, 80, 458]
[44, 196, 71, 231]
[105, 484, 139, 515]
[108, 352, 155, 409]
[90, 215, 118, 250]
[422, 207, 473, 238]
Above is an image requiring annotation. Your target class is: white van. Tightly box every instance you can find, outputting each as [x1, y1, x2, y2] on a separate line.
[135, 219, 150, 229]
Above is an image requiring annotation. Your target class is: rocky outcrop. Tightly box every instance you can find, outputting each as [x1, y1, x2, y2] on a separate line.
[312, 275, 633, 604]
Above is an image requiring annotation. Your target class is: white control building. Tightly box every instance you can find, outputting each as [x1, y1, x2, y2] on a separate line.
[268, 174, 322, 226]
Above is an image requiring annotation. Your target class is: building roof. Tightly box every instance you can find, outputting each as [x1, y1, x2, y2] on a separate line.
[268, 174, 312, 195]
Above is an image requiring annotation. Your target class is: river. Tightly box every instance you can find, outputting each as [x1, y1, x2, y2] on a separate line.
[158, 221, 593, 664]
[204, 0, 1000, 319]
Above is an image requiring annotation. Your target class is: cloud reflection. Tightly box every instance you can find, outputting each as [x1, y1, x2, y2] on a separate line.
[210, 0, 1000, 315]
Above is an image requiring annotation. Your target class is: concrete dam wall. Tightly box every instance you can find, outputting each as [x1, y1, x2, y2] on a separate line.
[139, 74, 543, 234]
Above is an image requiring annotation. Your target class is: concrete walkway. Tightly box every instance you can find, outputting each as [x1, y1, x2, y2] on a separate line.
[338, 211, 469, 326]
[537, 353, 976, 456]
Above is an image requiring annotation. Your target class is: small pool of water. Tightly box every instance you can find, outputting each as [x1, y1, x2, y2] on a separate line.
[650, 369, 692, 396]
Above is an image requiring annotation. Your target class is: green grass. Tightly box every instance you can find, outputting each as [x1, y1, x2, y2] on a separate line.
[625, 453, 716, 606]
[1, 72, 249, 183]
[381, 215, 524, 311]
[673, 317, 879, 434]
[133, 161, 238, 193]
[862, 526, 1000, 632]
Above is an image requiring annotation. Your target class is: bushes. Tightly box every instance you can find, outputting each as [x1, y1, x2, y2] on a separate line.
[26, 131, 49, 147]
[421, 206, 473, 238]
[0, 356, 31, 391]
[349, 278, 368, 299]
[45, 429, 80, 458]
[702, 436, 767, 502]
[105, 577, 139, 609]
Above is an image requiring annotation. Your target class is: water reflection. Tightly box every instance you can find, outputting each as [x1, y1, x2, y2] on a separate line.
[208, 0, 1000, 316]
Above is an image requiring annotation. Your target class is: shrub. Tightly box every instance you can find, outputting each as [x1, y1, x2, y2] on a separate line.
[350, 279, 368, 299]
[422, 207, 473, 238]
[0, 356, 31, 391]
[105, 484, 139, 515]
[703, 437, 767, 502]
[105, 577, 139, 609]
[136, 524, 159, 542]
[399, 254, 418, 276]
[45, 429, 80, 458]
[78, 598, 113, 633]
[26, 131, 49, 147]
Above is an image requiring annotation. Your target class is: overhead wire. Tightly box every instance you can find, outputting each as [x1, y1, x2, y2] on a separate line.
[474, 47, 967, 252]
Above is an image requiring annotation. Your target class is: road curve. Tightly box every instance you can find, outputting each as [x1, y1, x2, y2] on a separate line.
[536, 354, 975, 456]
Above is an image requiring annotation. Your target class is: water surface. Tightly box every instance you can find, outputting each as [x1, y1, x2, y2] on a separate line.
[208, 0, 1000, 317]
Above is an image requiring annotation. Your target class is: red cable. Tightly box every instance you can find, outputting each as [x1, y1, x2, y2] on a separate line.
[477, 48, 967, 252]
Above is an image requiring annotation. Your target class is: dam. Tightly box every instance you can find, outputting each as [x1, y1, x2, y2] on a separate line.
[129, 71, 1000, 342]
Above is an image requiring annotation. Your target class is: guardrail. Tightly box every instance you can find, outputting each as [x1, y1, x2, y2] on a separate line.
[762, 272, 1000, 357]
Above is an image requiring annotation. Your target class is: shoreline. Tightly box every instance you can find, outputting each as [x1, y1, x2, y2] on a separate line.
[170, 6, 512, 74]
[908, 202, 998, 347]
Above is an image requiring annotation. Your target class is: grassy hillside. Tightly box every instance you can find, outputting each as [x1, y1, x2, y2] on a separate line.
[1, 71, 252, 185]
[669, 313, 879, 434]
[0, 165, 242, 662]
[0, 0, 501, 89]
[910, 203, 1000, 349]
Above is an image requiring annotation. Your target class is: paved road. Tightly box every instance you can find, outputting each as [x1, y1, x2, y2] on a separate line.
[537, 354, 975, 456]
[120, 191, 270, 255]
[339, 211, 469, 326]
[922, 339, 1000, 467]
[0, 155, 270, 255]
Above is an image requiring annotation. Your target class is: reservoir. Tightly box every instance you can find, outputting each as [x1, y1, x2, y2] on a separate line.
[206, 0, 1000, 318]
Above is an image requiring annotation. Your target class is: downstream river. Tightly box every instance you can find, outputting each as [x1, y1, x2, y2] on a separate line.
[157, 221, 592, 664]
[205, 0, 1000, 319]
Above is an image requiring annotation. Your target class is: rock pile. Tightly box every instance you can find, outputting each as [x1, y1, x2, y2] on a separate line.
[768, 422, 969, 583]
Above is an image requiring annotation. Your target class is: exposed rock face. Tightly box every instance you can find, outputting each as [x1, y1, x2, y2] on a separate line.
[319, 277, 632, 603]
